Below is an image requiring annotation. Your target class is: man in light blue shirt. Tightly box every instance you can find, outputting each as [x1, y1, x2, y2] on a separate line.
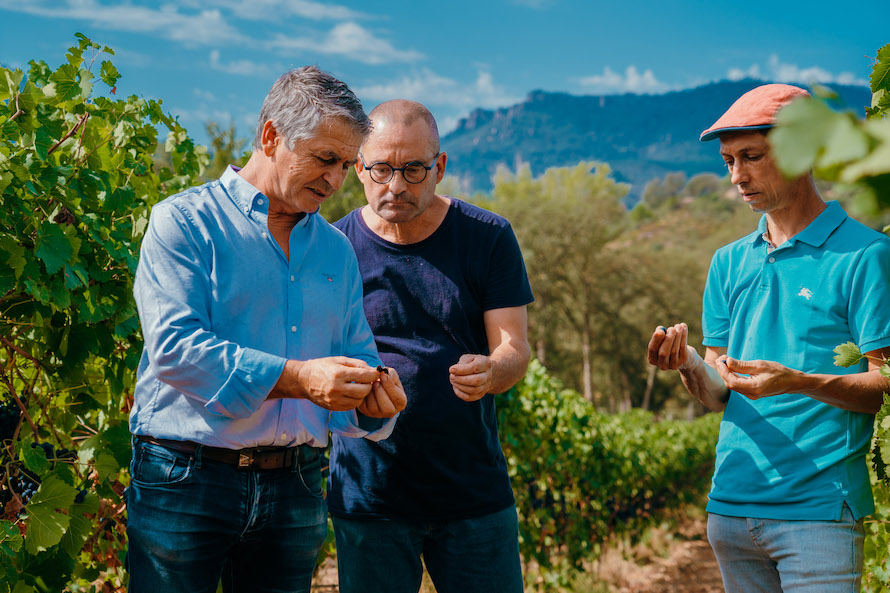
[648, 84, 890, 592]
[126, 66, 407, 593]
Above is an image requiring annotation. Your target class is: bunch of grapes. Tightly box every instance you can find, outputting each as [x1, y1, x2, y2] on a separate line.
[14, 473, 39, 505]
[0, 399, 21, 441]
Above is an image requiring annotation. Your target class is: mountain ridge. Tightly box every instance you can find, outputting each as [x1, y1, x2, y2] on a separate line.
[441, 79, 872, 197]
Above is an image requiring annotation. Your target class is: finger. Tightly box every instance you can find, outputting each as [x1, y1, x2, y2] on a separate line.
[370, 384, 396, 417]
[647, 328, 667, 364]
[338, 366, 383, 384]
[386, 366, 401, 386]
[451, 371, 488, 388]
[656, 328, 679, 369]
[458, 353, 476, 364]
[669, 325, 683, 366]
[358, 390, 382, 417]
[337, 382, 374, 399]
[335, 357, 374, 368]
[377, 374, 407, 413]
[452, 385, 478, 402]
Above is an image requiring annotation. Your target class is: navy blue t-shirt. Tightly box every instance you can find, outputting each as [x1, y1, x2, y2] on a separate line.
[328, 198, 534, 521]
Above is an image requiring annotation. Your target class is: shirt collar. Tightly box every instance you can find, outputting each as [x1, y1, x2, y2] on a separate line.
[221, 165, 267, 216]
[749, 201, 846, 249]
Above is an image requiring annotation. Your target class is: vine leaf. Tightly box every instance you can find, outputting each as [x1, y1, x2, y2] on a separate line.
[59, 493, 99, 559]
[24, 475, 77, 554]
[21, 447, 50, 478]
[871, 44, 890, 95]
[34, 222, 78, 275]
[833, 341, 864, 368]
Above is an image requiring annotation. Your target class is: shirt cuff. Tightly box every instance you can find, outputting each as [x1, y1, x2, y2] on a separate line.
[204, 348, 287, 419]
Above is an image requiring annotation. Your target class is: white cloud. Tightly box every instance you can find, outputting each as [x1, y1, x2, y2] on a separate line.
[727, 54, 867, 86]
[214, 0, 366, 21]
[193, 88, 217, 102]
[355, 68, 519, 110]
[268, 22, 423, 65]
[0, 0, 248, 46]
[577, 65, 667, 94]
[209, 50, 277, 78]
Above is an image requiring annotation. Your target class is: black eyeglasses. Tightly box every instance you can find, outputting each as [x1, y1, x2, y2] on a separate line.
[360, 153, 440, 184]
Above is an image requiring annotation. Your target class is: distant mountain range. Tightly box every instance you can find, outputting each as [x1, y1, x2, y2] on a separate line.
[440, 79, 872, 197]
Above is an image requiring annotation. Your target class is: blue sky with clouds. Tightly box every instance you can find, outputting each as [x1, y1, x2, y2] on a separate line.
[1, 0, 887, 147]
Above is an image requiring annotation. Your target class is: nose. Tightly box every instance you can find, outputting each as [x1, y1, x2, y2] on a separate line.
[387, 169, 409, 193]
[729, 161, 748, 186]
[325, 164, 349, 190]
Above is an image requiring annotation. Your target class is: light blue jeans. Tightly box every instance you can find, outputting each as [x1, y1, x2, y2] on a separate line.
[707, 505, 865, 593]
[332, 505, 524, 593]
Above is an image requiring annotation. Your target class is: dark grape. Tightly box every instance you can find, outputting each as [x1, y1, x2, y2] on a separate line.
[74, 489, 87, 504]
[0, 399, 21, 441]
[14, 474, 39, 504]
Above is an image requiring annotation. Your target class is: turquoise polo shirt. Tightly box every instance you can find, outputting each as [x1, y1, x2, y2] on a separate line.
[702, 201, 890, 520]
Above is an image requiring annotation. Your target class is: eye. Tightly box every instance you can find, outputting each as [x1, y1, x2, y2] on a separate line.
[316, 155, 338, 165]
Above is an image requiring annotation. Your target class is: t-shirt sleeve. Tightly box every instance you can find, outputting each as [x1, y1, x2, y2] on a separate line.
[849, 237, 890, 355]
[702, 251, 730, 348]
[483, 223, 535, 311]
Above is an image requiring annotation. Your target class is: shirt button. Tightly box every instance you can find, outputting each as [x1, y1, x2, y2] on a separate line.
[280, 432, 287, 440]
[257, 198, 264, 206]
[290, 275, 295, 282]
[768, 257, 775, 263]
[262, 232, 268, 239]
[291, 325, 297, 333]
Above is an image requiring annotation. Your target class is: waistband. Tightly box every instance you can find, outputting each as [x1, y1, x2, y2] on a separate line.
[135, 434, 321, 471]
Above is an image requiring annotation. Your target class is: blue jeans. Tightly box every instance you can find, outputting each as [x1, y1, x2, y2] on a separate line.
[707, 506, 865, 593]
[125, 439, 328, 593]
[332, 506, 524, 593]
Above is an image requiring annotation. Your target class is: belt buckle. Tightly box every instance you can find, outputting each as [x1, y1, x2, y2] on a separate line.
[238, 451, 254, 469]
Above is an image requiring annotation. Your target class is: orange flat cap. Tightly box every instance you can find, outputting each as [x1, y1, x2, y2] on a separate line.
[700, 83, 810, 142]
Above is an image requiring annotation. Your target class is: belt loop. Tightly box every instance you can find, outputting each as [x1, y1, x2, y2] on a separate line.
[194, 443, 204, 469]
[291, 445, 301, 473]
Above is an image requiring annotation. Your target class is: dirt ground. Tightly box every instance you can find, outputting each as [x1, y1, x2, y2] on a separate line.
[310, 513, 725, 593]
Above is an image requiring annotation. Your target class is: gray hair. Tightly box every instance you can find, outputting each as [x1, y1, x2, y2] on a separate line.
[253, 66, 371, 150]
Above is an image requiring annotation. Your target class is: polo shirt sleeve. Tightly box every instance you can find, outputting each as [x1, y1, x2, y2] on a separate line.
[702, 251, 730, 348]
[483, 223, 534, 311]
[848, 237, 890, 355]
[134, 201, 286, 420]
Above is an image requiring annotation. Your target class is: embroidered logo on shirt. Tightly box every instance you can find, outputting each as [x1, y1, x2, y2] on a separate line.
[798, 287, 813, 300]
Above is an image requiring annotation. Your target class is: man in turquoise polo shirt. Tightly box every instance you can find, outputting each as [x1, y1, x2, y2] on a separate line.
[648, 83, 890, 592]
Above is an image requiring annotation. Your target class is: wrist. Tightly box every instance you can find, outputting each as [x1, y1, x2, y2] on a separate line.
[678, 346, 703, 373]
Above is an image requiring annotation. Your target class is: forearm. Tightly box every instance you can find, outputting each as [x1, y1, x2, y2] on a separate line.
[680, 347, 730, 412]
[788, 369, 888, 414]
[489, 338, 531, 394]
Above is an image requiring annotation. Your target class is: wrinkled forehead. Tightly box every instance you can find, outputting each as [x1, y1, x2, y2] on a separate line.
[718, 130, 770, 155]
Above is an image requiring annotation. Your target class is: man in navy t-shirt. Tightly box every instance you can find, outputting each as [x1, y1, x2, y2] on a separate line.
[329, 99, 534, 592]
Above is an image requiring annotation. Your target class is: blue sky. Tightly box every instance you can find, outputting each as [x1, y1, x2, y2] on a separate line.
[1, 0, 887, 148]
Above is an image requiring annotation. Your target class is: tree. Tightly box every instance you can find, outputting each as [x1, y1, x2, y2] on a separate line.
[0, 34, 206, 590]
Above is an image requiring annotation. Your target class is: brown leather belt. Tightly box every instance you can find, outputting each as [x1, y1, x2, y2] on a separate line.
[136, 435, 319, 471]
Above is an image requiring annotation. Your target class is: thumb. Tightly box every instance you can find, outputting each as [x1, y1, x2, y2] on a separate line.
[724, 357, 753, 373]
[457, 353, 476, 364]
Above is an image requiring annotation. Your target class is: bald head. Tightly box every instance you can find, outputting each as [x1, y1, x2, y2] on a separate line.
[367, 100, 440, 154]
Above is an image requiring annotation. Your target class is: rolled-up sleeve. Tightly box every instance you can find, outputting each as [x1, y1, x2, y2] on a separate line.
[135, 202, 285, 419]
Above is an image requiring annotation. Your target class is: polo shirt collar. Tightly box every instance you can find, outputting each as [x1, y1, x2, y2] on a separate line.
[749, 201, 846, 249]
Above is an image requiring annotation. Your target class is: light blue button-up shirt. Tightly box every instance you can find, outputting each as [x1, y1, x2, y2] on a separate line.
[130, 166, 393, 449]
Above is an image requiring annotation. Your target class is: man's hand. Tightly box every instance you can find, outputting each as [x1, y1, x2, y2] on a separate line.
[271, 357, 380, 411]
[647, 323, 693, 371]
[358, 367, 407, 418]
[715, 356, 799, 399]
[449, 354, 494, 402]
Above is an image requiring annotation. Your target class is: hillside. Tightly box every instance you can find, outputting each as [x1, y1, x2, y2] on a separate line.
[441, 79, 871, 197]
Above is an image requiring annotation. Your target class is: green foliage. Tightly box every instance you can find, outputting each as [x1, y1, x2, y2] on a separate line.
[770, 43, 890, 592]
[0, 34, 206, 590]
[771, 43, 890, 212]
[318, 168, 367, 223]
[499, 360, 720, 589]
[834, 341, 865, 368]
